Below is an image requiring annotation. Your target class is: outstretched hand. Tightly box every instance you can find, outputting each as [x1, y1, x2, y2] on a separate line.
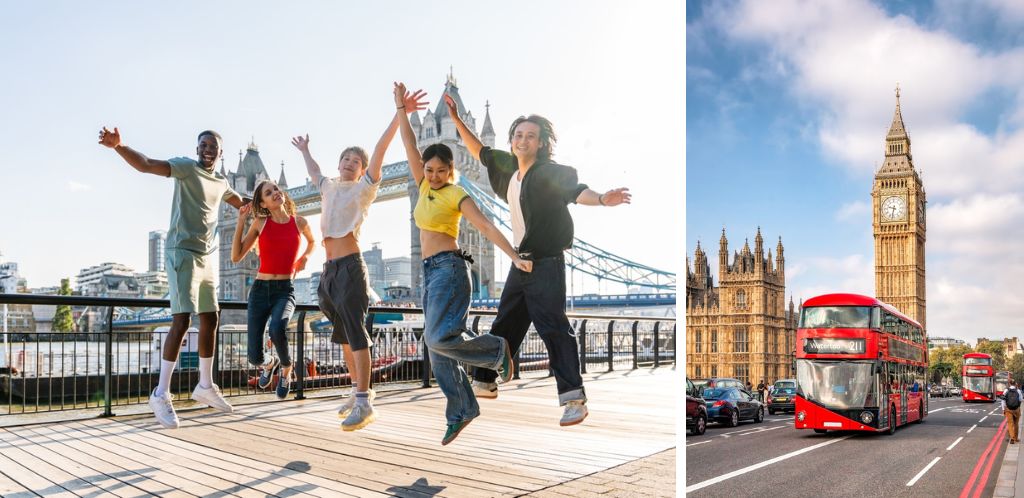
[291, 134, 310, 152]
[393, 82, 429, 113]
[513, 258, 533, 273]
[601, 187, 632, 206]
[443, 94, 458, 118]
[98, 127, 121, 148]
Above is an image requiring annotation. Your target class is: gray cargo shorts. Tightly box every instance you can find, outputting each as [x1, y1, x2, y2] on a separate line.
[317, 254, 371, 351]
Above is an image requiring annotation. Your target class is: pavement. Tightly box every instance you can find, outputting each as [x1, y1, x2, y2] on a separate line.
[994, 413, 1023, 498]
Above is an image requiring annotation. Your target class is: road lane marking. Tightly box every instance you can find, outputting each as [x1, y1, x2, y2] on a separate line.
[738, 426, 784, 436]
[947, 437, 964, 451]
[684, 435, 853, 493]
[929, 407, 948, 414]
[770, 418, 791, 423]
[967, 424, 977, 433]
[959, 418, 1008, 498]
[979, 416, 988, 423]
[686, 440, 711, 447]
[906, 457, 941, 486]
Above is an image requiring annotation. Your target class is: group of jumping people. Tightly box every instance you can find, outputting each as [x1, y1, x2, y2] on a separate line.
[97, 82, 630, 445]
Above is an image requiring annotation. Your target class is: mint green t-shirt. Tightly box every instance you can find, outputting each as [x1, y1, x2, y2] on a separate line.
[166, 157, 238, 255]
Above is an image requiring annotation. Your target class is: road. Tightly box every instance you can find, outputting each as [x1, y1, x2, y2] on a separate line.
[685, 396, 1009, 497]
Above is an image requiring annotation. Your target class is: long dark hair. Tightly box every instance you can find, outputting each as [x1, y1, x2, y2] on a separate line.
[422, 143, 457, 183]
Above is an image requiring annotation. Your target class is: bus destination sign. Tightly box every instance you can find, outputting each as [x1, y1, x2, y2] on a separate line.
[804, 338, 866, 354]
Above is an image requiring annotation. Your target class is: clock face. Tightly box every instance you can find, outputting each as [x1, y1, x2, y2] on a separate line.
[881, 196, 907, 221]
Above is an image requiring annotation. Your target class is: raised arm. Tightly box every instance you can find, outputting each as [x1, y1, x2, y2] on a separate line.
[459, 198, 532, 273]
[230, 204, 265, 263]
[576, 187, 632, 207]
[293, 216, 316, 274]
[393, 82, 430, 185]
[366, 113, 401, 184]
[98, 127, 171, 177]
[291, 134, 323, 186]
[444, 94, 484, 160]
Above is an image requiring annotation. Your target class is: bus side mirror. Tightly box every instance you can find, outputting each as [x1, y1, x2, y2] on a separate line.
[873, 361, 884, 375]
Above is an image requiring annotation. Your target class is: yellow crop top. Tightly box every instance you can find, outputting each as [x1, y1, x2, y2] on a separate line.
[414, 180, 469, 238]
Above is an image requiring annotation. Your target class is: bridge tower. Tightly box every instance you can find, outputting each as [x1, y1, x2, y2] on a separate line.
[408, 70, 498, 302]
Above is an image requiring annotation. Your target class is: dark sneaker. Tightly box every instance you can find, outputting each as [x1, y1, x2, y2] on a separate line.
[442, 418, 474, 446]
[276, 370, 293, 400]
[257, 356, 280, 390]
[497, 339, 514, 384]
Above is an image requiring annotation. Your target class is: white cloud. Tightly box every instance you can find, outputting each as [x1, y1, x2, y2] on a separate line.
[835, 201, 870, 222]
[67, 181, 91, 192]
[708, 0, 1024, 341]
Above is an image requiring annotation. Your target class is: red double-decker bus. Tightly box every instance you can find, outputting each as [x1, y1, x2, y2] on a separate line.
[962, 353, 995, 402]
[794, 293, 927, 435]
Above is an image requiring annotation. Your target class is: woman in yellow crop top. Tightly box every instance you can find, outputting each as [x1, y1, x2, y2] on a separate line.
[395, 82, 531, 445]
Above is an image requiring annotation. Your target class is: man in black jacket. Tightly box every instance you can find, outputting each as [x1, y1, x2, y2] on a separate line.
[444, 95, 630, 426]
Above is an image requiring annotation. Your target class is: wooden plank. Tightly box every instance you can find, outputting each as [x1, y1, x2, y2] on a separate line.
[0, 466, 36, 498]
[24, 423, 197, 498]
[0, 431, 77, 497]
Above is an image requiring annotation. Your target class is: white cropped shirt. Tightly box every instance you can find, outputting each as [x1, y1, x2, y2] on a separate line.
[316, 173, 379, 240]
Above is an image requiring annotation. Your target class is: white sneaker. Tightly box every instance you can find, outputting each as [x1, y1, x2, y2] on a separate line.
[560, 400, 588, 426]
[337, 388, 376, 419]
[341, 402, 376, 431]
[472, 381, 498, 399]
[191, 383, 234, 413]
[148, 389, 180, 429]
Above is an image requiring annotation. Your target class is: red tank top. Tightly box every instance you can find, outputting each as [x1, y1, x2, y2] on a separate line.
[257, 216, 301, 274]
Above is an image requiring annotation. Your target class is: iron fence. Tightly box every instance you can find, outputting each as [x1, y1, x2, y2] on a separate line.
[0, 294, 675, 420]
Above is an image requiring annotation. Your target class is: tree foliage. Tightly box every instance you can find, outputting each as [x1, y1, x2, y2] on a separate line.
[52, 278, 74, 333]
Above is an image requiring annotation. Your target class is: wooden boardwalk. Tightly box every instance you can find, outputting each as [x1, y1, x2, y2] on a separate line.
[0, 367, 675, 497]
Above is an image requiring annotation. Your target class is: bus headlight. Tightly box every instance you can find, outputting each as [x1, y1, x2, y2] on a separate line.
[860, 411, 874, 424]
[797, 411, 806, 421]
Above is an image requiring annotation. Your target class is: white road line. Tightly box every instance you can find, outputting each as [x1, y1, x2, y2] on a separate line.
[906, 457, 941, 486]
[770, 418, 791, 423]
[687, 440, 712, 447]
[685, 435, 853, 493]
[947, 437, 964, 451]
[929, 407, 948, 414]
[967, 424, 978, 433]
[980, 416, 988, 423]
[738, 426, 784, 436]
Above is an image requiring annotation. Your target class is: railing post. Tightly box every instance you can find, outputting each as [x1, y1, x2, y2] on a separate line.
[606, 321, 615, 372]
[513, 347, 521, 380]
[578, 320, 588, 374]
[471, 316, 481, 334]
[672, 323, 678, 365]
[653, 322, 661, 368]
[632, 321, 639, 370]
[420, 329, 431, 388]
[103, 306, 114, 417]
[295, 311, 306, 400]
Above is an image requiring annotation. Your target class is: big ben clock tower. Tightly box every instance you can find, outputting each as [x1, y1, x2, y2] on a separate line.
[873, 85, 926, 329]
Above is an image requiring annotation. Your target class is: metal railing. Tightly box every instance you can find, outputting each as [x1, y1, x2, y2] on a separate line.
[0, 294, 675, 420]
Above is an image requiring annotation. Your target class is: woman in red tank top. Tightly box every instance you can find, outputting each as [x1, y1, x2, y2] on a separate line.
[231, 180, 315, 400]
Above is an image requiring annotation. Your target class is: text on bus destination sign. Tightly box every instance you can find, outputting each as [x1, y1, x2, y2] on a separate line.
[803, 338, 866, 354]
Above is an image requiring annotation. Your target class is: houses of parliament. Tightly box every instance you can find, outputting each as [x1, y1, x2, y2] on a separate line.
[686, 87, 927, 384]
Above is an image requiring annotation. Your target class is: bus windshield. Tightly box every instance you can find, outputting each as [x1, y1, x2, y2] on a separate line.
[964, 357, 991, 366]
[800, 306, 877, 329]
[796, 359, 877, 409]
[964, 376, 993, 393]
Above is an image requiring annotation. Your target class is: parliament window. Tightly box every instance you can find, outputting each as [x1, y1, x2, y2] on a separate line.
[734, 327, 748, 353]
[737, 290, 747, 308]
[711, 329, 718, 353]
[695, 330, 702, 353]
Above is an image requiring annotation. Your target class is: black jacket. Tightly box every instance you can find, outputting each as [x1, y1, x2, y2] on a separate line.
[480, 147, 588, 258]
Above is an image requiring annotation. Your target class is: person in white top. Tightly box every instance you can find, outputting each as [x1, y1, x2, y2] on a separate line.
[290, 103, 410, 431]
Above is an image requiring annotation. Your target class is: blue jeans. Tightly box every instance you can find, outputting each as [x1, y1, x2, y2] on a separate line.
[472, 254, 586, 405]
[247, 279, 295, 367]
[423, 251, 507, 424]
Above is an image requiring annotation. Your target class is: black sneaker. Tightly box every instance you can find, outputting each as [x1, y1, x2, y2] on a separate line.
[276, 370, 293, 400]
[258, 357, 280, 390]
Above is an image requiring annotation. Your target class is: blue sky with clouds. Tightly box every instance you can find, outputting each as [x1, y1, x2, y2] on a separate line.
[686, 0, 1024, 342]
[1, 2, 682, 294]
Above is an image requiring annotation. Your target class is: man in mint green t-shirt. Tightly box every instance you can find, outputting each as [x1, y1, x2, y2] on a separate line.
[99, 127, 247, 429]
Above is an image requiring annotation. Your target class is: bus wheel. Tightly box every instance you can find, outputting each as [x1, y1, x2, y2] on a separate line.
[914, 401, 924, 424]
[813, 429, 828, 434]
[886, 406, 897, 435]
[755, 407, 764, 423]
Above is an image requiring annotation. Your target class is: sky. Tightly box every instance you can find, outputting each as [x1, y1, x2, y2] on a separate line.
[687, 0, 1024, 343]
[0, 1, 683, 295]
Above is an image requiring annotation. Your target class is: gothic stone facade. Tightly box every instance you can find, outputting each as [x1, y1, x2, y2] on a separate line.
[686, 229, 797, 385]
[873, 87, 927, 330]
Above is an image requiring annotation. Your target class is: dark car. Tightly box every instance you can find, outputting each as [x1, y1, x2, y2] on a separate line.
[703, 387, 765, 427]
[702, 377, 747, 392]
[686, 378, 708, 435]
[767, 386, 797, 414]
